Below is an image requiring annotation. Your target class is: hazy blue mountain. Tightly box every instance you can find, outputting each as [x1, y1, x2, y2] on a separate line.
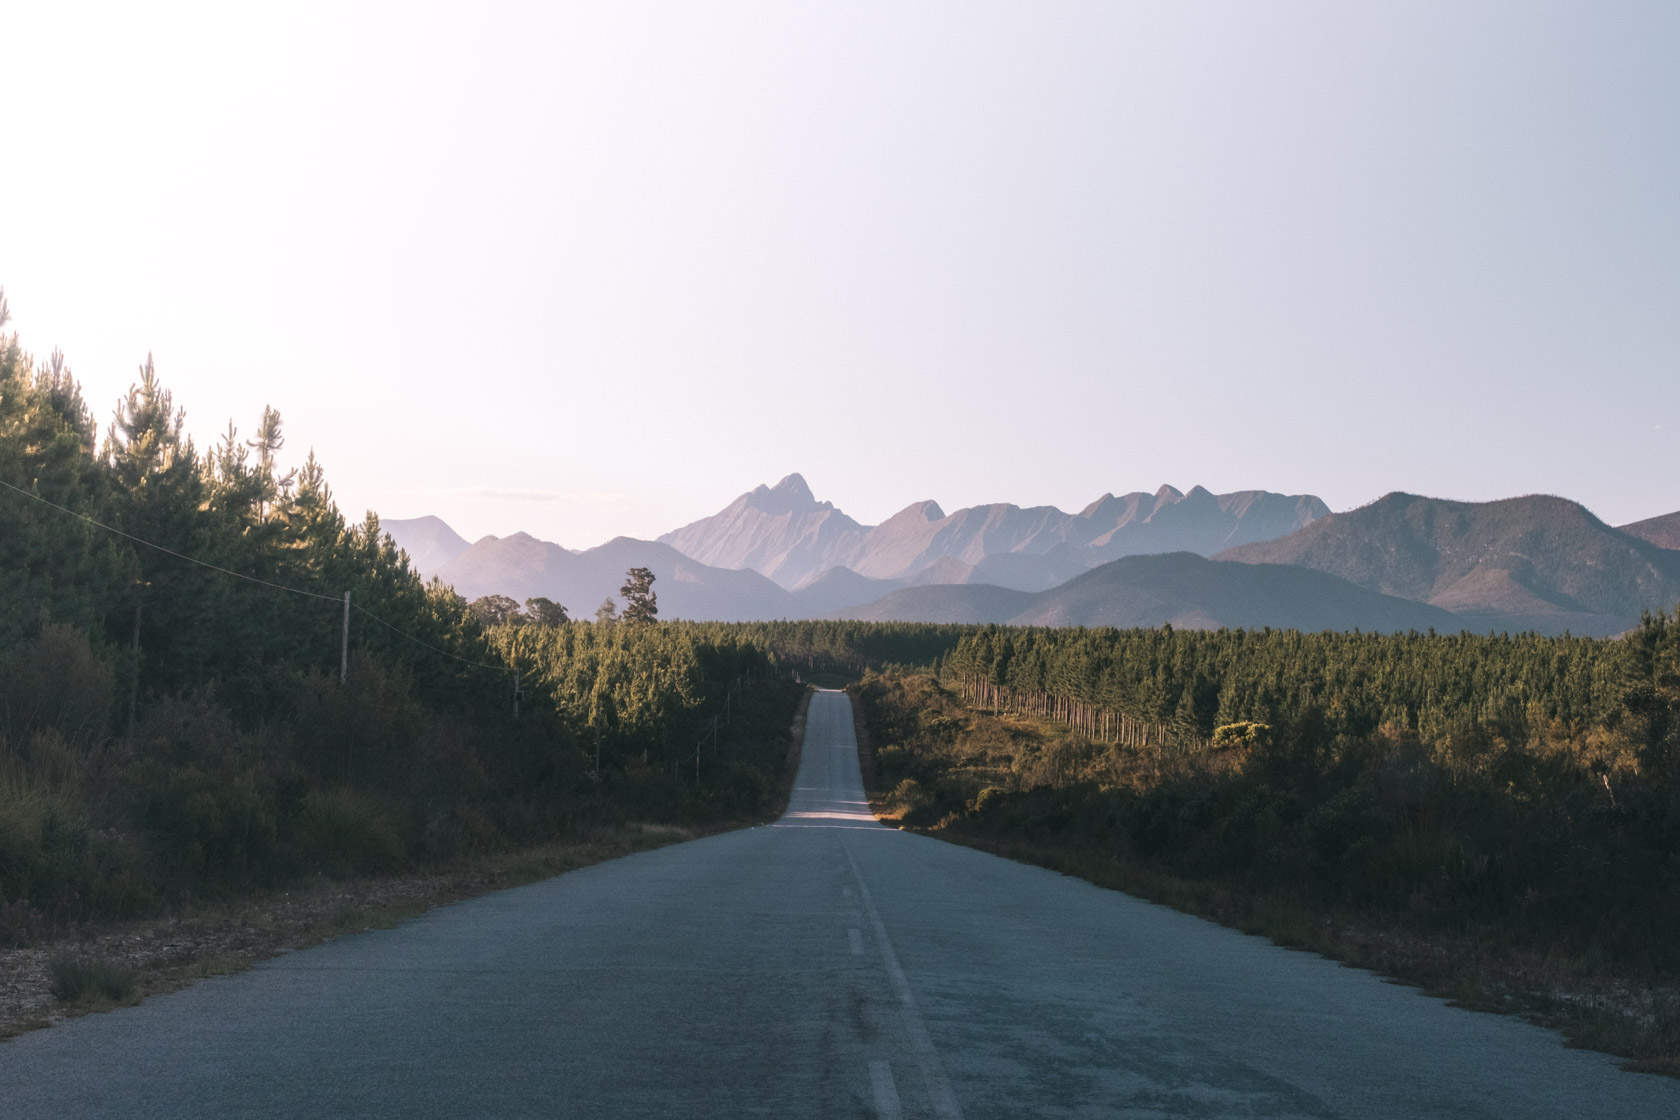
[832, 582, 1038, 625]
[783, 566, 907, 616]
[381, 515, 472, 578]
[387, 486, 1680, 636]
[1219, 493, 1680, 636]
[435, 533, 794, 622]
[831, 552, 1461, 632]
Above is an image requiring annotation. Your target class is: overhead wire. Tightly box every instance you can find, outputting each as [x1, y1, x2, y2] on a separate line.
[0, 474, 511, 674]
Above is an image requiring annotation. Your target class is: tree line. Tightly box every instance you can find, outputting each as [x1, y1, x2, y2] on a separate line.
[850, 609, 1680, 1070]
[0, 292, 798, 940]
[941, 623, 1628, 748]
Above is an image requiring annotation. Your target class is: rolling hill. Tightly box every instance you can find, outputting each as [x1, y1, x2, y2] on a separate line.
[434, 534, 795, 622]
[832, 552, 1462, 632]
[1218, 493, 1680, 635]
[1621, 510, 1680, 551]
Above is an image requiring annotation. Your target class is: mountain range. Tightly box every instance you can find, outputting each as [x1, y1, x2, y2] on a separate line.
[1218, 492, 1680, 636]
[830, 552, 1462, 631]
[382, 478, 1680, 636]
[658, 474, 1329, 591]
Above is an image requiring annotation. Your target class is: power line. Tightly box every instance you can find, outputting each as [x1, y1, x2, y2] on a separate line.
[352, 602, 507, 672]
[0, 475, 342, 602]
[0, 474, 510, 674]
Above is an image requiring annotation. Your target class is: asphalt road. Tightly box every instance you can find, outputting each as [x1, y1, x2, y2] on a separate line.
[3, 689, 1676, 1117]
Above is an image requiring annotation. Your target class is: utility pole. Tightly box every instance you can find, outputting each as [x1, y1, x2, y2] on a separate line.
[126, 593, 143, 737]
[341, 590, 351, 683]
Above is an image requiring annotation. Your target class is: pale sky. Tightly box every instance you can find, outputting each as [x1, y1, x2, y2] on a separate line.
[5, 2, 1677, 547]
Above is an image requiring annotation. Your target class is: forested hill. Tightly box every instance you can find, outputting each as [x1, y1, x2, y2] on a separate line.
[1622, 509, 1680, 551]
[1218, 492, 1680, 636]
[831, 553, 1459, 632]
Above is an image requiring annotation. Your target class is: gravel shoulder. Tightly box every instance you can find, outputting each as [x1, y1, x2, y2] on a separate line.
[0, 824, 702, 1041]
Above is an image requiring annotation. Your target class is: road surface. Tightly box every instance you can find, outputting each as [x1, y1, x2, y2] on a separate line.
[2, 689, 1675, 1117]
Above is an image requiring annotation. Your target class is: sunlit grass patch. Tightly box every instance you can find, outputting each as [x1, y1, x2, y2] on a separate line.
[191, 953, 251, 979]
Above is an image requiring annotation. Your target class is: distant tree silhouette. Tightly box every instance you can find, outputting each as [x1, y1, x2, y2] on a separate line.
[594, 597, 618, 624]
[469, 594, 522, 626]
[523, 597, 569, 626]
[620, 567, 658, 624]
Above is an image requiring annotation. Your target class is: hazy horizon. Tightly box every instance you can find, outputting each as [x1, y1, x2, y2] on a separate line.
[6, 2, 1676, 548]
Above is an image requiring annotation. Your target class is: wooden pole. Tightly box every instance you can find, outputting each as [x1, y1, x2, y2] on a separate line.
[126, 596, 143, 737]
[341, 591, 351, 683]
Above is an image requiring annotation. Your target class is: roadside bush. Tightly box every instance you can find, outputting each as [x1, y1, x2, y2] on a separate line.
[122, 697, 284, 887]
[0, 625, 114, 745]
[48, 954, 137, 1003]
[0, 763, 152, 929]
[887, 778, 932, 818]
[295, 788, 406, 876]
[293, 657, 426, 791]
[715, 761, 769, 819]
[969, 786, 1006, 817]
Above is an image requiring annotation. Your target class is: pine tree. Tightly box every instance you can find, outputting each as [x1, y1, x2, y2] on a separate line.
[620, 567, 658, 625]
[524, 597, 569, 626]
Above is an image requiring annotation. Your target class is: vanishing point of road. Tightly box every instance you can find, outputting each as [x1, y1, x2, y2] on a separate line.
[3, 690, 1676, 1118]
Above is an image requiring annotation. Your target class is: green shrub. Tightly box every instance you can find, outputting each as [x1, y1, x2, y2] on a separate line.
[0, 626, 114, 746]
[296, 788, 405, 876]
[887, 778, 931, 817]
[48, 955, 137, 1003]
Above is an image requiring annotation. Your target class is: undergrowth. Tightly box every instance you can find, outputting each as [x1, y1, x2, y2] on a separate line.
[852, 669, 1680, 1077]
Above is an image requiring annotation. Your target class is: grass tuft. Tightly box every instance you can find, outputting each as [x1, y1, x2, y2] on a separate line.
[191, 954, 250, 979]
[48, 955, 138, 1004]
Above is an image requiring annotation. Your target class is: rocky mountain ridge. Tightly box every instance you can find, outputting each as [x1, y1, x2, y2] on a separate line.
[659, 474, 1330, 590]
[380, 483, 1680, 636]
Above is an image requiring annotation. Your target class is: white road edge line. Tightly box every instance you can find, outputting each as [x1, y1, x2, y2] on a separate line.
[870, 1059, 904, 1120]
[845, 847, 965, 1120]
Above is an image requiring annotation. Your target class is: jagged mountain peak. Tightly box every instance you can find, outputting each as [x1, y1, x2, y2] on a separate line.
[883, 499, 945, 523]
[738, 472, 830, 517]
[658, 475, 869, 589]
[1079, 492, 1118, 518]
[771, 472, 814, 499]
